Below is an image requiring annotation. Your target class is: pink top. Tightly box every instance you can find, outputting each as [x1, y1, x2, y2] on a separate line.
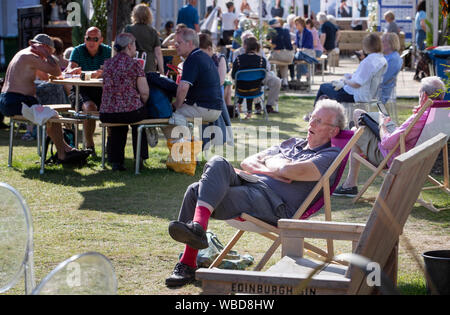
[309, 27, 323, 53]
[101, 52, 145, 114]
[379, 108, 430, 167]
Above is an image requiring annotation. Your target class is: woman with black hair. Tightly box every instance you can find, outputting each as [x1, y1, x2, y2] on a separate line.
[231, 37, 267, 119]
[415, 0, 427, 51]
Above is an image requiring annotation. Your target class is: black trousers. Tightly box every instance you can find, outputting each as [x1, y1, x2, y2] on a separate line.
[100, 107, 149, 164]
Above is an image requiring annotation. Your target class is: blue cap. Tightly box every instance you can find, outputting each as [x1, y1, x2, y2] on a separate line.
[268, 19, 278, 26]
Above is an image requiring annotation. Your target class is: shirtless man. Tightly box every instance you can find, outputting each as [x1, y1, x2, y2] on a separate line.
[65, 27, 112, 153]
[0, 34, 87, 162]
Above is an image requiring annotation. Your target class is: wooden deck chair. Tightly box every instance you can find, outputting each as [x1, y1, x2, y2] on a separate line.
[209, 127, 365, 271]
[196, 133, 449, 295]
[414, 100, 450, 212]
[352, 99, 448, 210]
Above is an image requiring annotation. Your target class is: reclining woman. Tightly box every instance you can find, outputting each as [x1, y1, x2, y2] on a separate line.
[333, 76, 446, 197]
[312, 33, 387, 114]
[100, 33, 150, 171]
[231, 36, 266, 119]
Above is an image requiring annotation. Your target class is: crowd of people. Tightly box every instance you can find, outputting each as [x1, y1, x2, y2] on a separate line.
[0, 0, 445, 291]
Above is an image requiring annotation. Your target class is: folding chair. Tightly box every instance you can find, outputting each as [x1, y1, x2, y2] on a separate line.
[414, 100, 450, 212]
[233, 68, 268, 121]
[342, 62, 388, 127]
[209, 127, 365, 271]
[0, 183, 35, 295]
[31, 252, 117, 295]
[352, 99, 448, 210]
[197, 134, 448, 295]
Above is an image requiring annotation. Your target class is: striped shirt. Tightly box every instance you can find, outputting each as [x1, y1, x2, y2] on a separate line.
[70, 43, 112, 71]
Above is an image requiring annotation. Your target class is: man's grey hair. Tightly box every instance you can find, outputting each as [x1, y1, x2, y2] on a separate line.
[314, 99, 347, 130]
[177, 28, 199, 48]
[420, 76, 446, 100]
[317, 12, 327, 23]
[327, 15, 336, 25]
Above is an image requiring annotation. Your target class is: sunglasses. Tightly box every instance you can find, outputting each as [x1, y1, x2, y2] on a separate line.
[85, 36, 100, 42]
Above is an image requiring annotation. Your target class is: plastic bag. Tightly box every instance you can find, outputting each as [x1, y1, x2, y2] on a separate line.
[166, 138, 202, 176]
[179, 231, 254, 269]
[21, 103, 57, 125]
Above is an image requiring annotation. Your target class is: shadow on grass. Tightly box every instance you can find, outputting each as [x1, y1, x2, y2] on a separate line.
[0, 129, 41, 148]
[20, 156, 206, 219]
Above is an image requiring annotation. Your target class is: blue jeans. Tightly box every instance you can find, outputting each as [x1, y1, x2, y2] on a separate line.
[314, 83, 355, 105]
[416, 30, 426, 51]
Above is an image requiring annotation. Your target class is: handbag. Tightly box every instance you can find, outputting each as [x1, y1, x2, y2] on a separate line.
[358, 113, 380, 140]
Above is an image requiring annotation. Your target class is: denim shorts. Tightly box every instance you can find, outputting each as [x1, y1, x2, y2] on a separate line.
[0, 92, 39, 116]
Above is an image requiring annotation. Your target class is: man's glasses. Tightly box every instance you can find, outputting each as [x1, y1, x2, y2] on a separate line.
[85, 36, 100, 42]
[309, 116, 337, 128]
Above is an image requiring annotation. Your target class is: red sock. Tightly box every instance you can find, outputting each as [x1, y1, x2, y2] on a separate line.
[180, 245, 198, 268]
[193, 206, 212, 230]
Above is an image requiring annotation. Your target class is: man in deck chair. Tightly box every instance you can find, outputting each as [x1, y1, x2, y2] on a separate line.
[333, 76, 445, 197]
[165, 99, 346, 287]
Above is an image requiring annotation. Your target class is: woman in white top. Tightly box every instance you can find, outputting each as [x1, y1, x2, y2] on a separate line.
[314, 33, 387, 105]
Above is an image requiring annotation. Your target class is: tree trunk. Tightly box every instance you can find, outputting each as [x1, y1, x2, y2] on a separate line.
[106, 0, 134, 44]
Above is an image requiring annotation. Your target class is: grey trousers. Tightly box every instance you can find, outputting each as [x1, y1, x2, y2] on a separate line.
[178, 156, 289, 226]
[263, 71, 281, 110]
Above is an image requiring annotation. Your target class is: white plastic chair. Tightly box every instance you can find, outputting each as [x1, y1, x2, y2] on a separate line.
[32, 252, 117, 295]
[342, 62, 388, 127]
[0, 183, 35, 294]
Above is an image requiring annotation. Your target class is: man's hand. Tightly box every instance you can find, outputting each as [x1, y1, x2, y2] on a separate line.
[91, 69, 103, 78]
[241, 155, 272, 174]
[258, 156, 292, 183]
[65, 67, 82, 75]
[331, 80, 345, 91]
[30, 44, 49, 60]
[241, 154, 292, 183]
[173, 81, 190, 110]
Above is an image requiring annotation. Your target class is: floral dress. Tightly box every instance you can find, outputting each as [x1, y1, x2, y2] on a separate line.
[100, 52, 145, 114]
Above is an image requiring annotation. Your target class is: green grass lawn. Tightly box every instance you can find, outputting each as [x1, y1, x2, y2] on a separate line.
[0, 96, 448, 295]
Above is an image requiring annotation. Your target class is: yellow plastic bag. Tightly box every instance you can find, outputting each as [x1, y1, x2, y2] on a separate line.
[166, 138, 202, 176]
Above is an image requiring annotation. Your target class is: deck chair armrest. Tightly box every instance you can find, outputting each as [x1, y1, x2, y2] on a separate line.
[278, 219, 365, 242]
[240, 213, 279, 234]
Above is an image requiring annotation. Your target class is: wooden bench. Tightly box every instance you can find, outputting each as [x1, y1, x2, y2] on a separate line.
[8, 115, 84, 175]
[196, 133, 448, 295]
[339, 31, 406, 53]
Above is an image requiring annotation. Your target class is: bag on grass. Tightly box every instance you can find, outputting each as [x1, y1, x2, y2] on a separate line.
[44, 128, 87, 165]
[166, 138, 202, 176]
[179, 231, 254, 269]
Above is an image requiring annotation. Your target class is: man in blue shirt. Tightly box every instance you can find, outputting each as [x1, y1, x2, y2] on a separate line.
[165, 99, 346, 287]
[177, 0, 200, 32]
[163, 28, 222, 139]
